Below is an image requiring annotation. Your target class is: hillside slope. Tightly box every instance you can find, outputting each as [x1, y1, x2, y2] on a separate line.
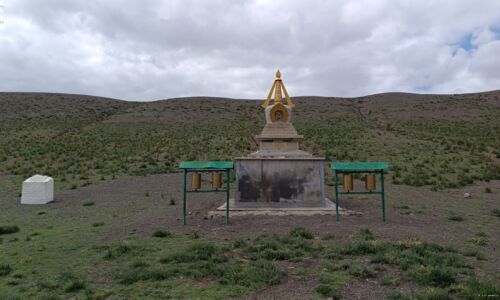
[1, 91, 500, 192]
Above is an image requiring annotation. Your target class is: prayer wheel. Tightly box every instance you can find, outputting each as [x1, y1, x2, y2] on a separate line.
[191, 173, 201, 190]
[212, 172, 222, 189]
[365, 174, 376, 191]
[343, 174, 353, 191]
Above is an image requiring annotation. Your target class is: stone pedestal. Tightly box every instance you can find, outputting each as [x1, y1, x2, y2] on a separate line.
[235, 157, 325, 208]
[21, 175, 54, 205]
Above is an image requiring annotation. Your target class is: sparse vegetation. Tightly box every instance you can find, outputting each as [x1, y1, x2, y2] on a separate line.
[0, 220, 499, 299]
[457, 277, 500, 299]
[1, 93, 500, 192]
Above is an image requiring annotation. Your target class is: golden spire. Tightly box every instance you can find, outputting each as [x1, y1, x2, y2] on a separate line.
[262, 69, 295, 108]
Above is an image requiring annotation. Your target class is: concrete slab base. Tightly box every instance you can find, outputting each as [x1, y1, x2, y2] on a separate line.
[208, 198, 361, 217]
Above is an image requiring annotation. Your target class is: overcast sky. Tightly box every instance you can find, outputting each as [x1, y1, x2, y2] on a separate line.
[1, 0, 500, 101]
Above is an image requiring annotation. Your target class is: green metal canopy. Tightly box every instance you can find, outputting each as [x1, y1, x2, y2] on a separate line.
[330, 162, 389, 171]
[179, 161, 234, 170]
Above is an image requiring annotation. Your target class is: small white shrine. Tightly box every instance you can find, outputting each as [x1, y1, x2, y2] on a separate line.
[21, 175, 54, 205]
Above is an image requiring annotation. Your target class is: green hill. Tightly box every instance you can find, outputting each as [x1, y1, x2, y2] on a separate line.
[1, 91, 500, 193]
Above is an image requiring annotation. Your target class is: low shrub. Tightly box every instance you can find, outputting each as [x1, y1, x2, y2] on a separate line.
[152, 230, 172, 238]
[63, 280, 86, 293]
[408, 266, 456, 287]
[0, 225, 19, 235]
[468, 237, 488, 246]
[315, 284, 341, 299]
[447, 212, 464, 222]
[381, 275, 400, 286]
[103, 244, 133, 260]
[289, 227, 314, 239]
[0, 264, 12, 276]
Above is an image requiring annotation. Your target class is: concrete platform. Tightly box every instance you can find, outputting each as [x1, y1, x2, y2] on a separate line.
[208, 198, 361, 217]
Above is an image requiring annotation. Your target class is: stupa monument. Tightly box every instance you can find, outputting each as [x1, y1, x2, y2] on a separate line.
[235, 70, 326, 208]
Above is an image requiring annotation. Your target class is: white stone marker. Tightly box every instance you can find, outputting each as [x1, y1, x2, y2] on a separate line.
[21, 175, 54, 204]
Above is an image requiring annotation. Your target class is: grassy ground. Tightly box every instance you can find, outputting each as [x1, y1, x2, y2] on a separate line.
[0, 172, 499, 299]
[1, 220, 499, 299]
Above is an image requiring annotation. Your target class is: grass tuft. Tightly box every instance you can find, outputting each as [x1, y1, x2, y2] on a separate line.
[0, 225, 19, 235]
[152, 230, 172, 238]
[408, 266, 456, 287]
[447, 212, 464, 222]
[463, 249, 487, 261]
[63, 280, 86, 293]
[58, 272, 86, 293]
[356, 228, 375, 240]
[468, 237, 488, 246]
[0, 264, 12, 276]
[289, 227, 314, 239]
[381, 275, 400, 286]
[314, 284, 341, 299]
[103, 244, 133, 260]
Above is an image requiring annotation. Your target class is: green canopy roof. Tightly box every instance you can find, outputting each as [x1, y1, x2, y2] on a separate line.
[179, 161, 234, 170]
[330, 162, 389, 171]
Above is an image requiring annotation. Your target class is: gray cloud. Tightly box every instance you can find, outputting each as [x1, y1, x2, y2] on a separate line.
[0, 0, 499, 100]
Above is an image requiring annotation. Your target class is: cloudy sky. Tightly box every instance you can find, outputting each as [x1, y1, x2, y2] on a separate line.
[1, 0, 500, 101]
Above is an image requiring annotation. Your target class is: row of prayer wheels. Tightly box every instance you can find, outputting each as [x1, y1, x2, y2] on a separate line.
[191, 172, 223, 189]
[342, 174, 376, 191]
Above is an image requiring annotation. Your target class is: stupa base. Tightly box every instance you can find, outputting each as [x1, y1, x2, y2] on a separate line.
[235, 156, 326, 208]
[208, 198, 361, 217]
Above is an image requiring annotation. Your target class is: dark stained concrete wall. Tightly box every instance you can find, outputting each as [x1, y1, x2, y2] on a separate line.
[235, 158, 326, 208]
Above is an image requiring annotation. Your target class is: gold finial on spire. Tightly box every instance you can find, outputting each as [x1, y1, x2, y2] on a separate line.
[262, 70, 295, 108]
